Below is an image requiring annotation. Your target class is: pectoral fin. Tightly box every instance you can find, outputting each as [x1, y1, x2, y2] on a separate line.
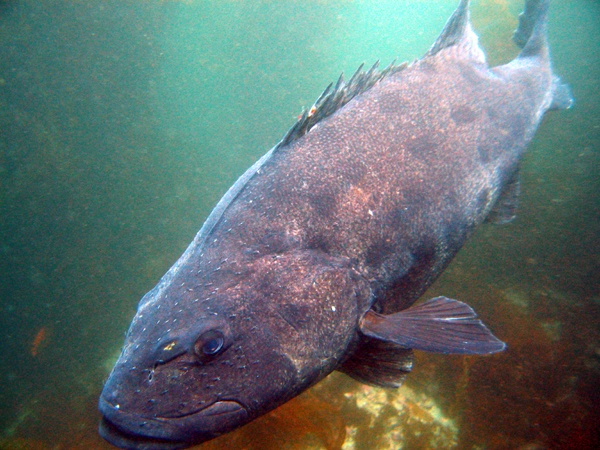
[360, 296, 506, 355]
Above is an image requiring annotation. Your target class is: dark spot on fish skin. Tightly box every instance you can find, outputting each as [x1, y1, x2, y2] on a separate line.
[486, 104, 500, 121]
[386, 206, 410, 226]
[364, 240, 396, 267]
[378, 240, 437, 312]
[306, 234, 331, 254]
[309, 191, 338, 218]
[279, 303, 309, 331]
[477, 144, 493, 163]
[451, 105, 477, 124]
[406, 135, 442, 160]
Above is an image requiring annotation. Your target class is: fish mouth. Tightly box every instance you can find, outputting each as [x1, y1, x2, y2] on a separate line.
[98, 396, 248, 449]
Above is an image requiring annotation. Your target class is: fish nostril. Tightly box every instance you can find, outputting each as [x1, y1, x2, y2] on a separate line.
[147, 364, 157, 382]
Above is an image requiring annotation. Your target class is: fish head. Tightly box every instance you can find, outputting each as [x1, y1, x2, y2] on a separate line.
[99, 249, 367, 448]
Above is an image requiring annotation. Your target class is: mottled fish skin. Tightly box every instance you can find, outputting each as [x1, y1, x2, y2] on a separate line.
[99, 0, 571, 448]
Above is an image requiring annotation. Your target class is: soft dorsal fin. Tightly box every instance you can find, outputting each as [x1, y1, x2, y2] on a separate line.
[426, 0, 485, 64]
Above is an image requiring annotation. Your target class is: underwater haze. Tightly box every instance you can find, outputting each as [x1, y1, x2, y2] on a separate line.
[1, 0, 598, 448]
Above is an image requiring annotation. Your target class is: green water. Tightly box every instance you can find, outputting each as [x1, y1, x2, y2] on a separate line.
[0, 1, 598, 448]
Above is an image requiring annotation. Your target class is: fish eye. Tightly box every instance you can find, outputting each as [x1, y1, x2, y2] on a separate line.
[195, 330, 225, 358]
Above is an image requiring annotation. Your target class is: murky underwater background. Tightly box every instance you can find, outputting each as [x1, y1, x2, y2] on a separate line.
[1, 0, 598, 448]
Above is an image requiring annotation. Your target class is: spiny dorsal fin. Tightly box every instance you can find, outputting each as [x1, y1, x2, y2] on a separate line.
[275, 59, 407, 151]
[190, 58, 408, 251]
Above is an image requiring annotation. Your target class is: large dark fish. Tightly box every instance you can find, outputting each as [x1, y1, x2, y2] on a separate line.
[99, 0, 572, 448]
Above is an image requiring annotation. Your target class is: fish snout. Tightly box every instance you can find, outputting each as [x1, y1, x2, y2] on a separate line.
[98, 395, 248, 448]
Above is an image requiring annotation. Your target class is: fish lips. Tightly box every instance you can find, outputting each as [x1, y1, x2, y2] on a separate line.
[98, 395, 248, 449]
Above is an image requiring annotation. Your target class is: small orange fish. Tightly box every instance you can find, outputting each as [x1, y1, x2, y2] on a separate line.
[30, 327, 48, 357]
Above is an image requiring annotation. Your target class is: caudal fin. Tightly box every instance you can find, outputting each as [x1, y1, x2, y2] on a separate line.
[514, 0, 573, 110]
[513, 0, 549, 54]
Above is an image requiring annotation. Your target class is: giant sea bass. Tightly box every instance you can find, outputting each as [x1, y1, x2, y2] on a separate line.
[99, 0, 573, 448]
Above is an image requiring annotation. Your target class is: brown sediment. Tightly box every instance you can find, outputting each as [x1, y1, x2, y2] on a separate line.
[0, 438, 48, 450]
[455, 286, 600, 449]
[4, 387, 113, 449]
[9, 290, 598, 449]
[199, 388, 346, 450]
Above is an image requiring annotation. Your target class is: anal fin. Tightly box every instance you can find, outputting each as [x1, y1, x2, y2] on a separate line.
[485, 169, 520, 224]
[360, 296, 506, 355]
[338, 339, 413, 388]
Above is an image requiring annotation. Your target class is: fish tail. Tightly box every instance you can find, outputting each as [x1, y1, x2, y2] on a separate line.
[514, 0, 573, 110]
[513, 0, 549, 54]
